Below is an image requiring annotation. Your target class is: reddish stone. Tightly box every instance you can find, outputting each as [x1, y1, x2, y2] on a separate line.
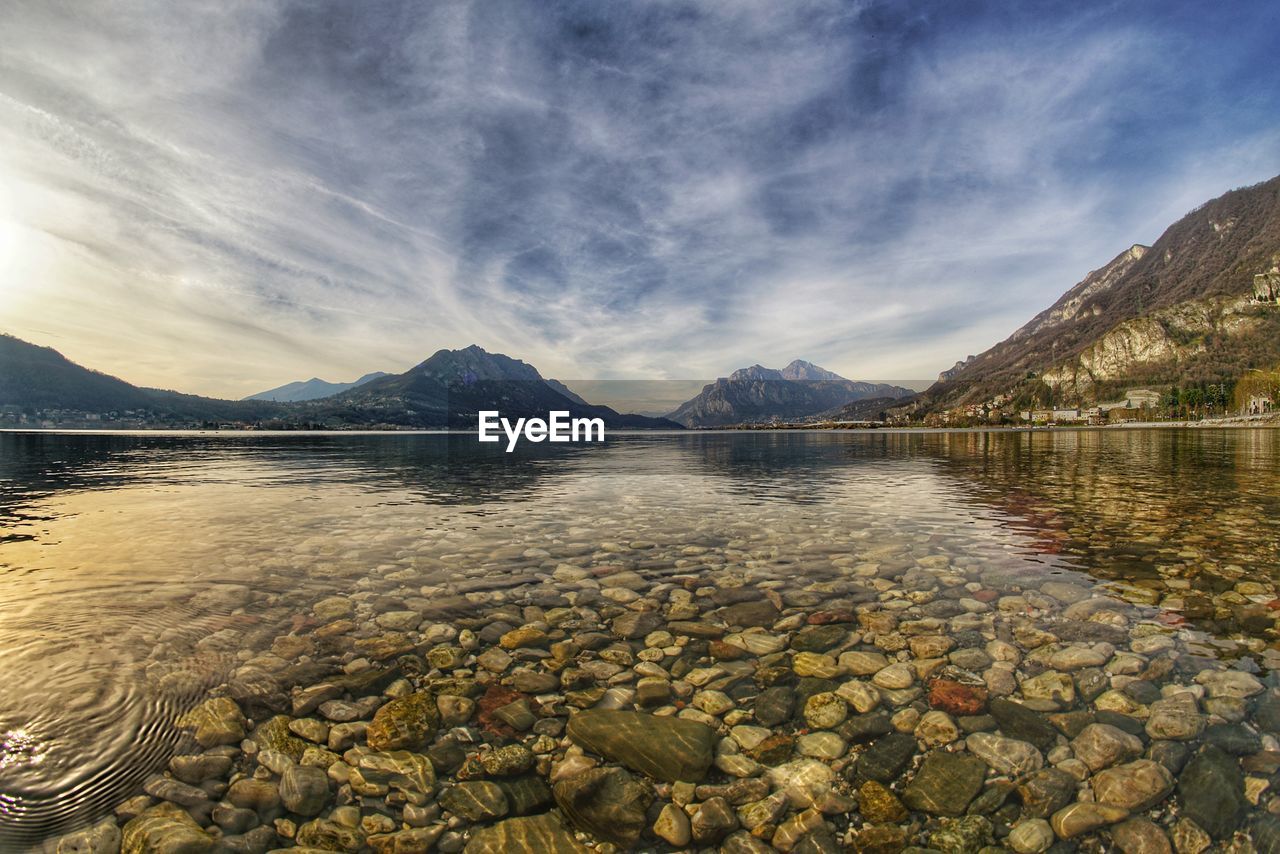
[290, 613, 318, 633]
[928, 679, 988, 716]
[746, 733, 795, 765]
[710, 640, 750, 661]
[807, 610, 855, 625]
[1267, 599, 1280, 611]
[313, 619, 355, 639]
[476, 684, 528, 738]
[1242, 751, 1280, 775]
[590, 564, 629, 577]
[972, 589, 1000, 603]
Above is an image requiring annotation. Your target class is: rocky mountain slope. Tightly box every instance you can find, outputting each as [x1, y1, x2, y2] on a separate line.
[244, 372, 389, 402]
[667, 360, 914, 427]
[905, 174, 1280, 415]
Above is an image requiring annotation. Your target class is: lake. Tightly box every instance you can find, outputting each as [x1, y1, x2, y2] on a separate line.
[2, 429, 1278, 850]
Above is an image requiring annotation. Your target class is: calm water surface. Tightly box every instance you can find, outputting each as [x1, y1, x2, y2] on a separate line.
[1, 428, 1278, 844]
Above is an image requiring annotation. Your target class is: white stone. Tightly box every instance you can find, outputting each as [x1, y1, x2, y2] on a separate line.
[967, 732, 1044, 776]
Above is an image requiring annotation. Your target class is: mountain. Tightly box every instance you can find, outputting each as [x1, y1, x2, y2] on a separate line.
[245, 372, 389, 402]
[818, 396, 910, 423]
[0, 334, 283, 423]
[666, 359, 915, 427]
[0, 336, 679, 429]
[544, 379, 590, 406]
[905, 175, 1280, 418]
[777, 360, 848, 382]
[310, 345, 681, 429]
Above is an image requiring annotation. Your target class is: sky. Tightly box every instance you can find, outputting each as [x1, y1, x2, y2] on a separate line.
[1, 0, 1279, 399]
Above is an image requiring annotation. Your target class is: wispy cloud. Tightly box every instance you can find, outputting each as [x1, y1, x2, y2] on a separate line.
[1, 0, 1278, 395]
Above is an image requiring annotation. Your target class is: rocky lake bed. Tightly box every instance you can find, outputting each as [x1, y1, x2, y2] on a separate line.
[6, 430, 1280, 854]
[44, 540, 1280, 854]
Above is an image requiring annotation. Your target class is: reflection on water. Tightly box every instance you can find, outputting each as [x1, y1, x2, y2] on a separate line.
[1, 428, 1278, 844]
[928, 430, 1280, 622]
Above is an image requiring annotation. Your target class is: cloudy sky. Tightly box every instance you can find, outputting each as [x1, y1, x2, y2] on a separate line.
[1, 0, 1278, 397]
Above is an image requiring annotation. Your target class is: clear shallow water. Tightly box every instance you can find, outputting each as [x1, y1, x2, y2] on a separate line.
[1, 428, 1279, 845]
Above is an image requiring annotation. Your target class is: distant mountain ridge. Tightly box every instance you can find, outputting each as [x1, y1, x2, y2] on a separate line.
[901, 174, 1280, 417]
[316, 345, 679, 429]
[0, 337, 678, 430]
[667, 360, 915, 427]
[0, 334, 284, 423]
[245, 372, 389, 402]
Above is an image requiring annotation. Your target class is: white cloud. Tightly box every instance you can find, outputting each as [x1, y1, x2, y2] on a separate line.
[0, 0, 1277, 396]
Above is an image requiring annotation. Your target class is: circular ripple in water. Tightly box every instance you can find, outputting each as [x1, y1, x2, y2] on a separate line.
[0, 589, 234, 848]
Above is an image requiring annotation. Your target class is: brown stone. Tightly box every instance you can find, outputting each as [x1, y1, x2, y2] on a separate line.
[928, 679, 988, 716]
[567, 709, 717, 782]
[121, 803, 214, 854]
[476, 685, 529, 738]
[852, 824, 909, 854]
[858, 780, 908, 823]
[552, 767, 652, 845]
[366, 692, 438, 752]
[710, 640, 750, 661]
[747, 733, 795, 765]
[807, 610, 855, 624]
[355, 633, 414, 660]
[1111, 817, 1173, 854]
[464, 813, 587, 854]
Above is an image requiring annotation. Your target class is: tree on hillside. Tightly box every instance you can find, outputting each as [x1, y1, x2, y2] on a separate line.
[1233, 368, 1280, 413]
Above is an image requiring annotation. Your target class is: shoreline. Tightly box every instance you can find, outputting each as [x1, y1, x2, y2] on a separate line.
[4, 418, 1280, 438]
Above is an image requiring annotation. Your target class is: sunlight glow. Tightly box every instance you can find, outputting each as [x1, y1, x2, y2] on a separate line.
[0, 218, 18, 277]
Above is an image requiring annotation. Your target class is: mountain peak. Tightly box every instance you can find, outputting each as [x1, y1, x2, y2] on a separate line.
[244, 370, 389, 402]
[417, 346, 545, 383]
[728, 364, 779, 381]
[727, 360, 847, 383]
[779, 360, 846, 382]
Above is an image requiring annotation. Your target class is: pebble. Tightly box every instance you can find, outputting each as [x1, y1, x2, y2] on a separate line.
[802, 692, 848, 730]
[1071, 723, 1144, 772]
[1111, 816, 1174, 854]
[871, 662, 915, 690]
[653, 802, 692, 846]
[1050, 801, 1130, 838]
[902, 751, 986, 816]
[53, 525, 1280, 854]
[121, 803, 214, 853]
[438, 781, 509, 822]
[966, 732, 1044, 775]
[915, 710, 960, 747]
[765, 759, 836, 808]
[1092, 759, 1175, 811]
[1008, 818, 1055, 853]
[553, 767, 649, 846]
[1145, 693, 1205, 741]
[279, 764, 329, 816]
[839, 651, 889, 675]
[1177, 745, 1246, 840]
